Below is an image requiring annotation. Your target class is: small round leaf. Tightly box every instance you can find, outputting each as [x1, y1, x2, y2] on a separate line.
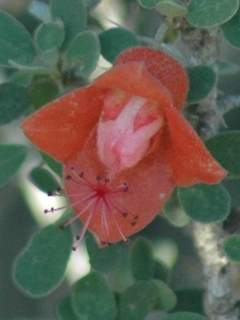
[0, 144, 27, 187]
[224, 235, 240, 262]
[72, 271, 117, 320]
[65, 31, 100, 78]
[35, 21, 65, 51]
[13, 225, 72, 297]
[51, 0, 87, 44]
[57, 296, 79, 320]
[157, 1, 188, 18]
[0, 10, 35, 66]
[206, 131, 240, 179]
[187, 66, 216, 104]
[164, 191, 191, 228]
[222, 10, 240, 48]
[0, 83, 31, 125]
[178, 184, 231, 223]
[119, 281, 160, 320]
[153, 279, 177, 311]
[137, 0, 161, 8]
[86, 234, 123, 273]
[130, 238, 155, 280]
[166, 312, 206, 320]
[100, 28, 139, 63]
[29, 167, 60, 194]
[187, 0, 239, 28]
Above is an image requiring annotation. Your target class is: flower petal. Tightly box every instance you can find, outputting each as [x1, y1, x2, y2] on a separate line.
[21, 86, 105, 162]
[93, 61, 174, 110]
[64, 131, 175, 243]
[115, 47, 189, 110]
[163, 105, 228, 186]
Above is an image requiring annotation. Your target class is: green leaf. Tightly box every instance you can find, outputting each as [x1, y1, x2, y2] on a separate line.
[30, 75, 59, 108]
[0, 83, 31, 125]
[164, 191, 191, 228]
[224, 107, 240, 131]
[0, 144, 27, 187]
[166, 312, 206, 320]
[57, 296, 79, 320]
[206, 131, 240, 178]
[187, 0, 239, 28]
[175, 289, 204, 314]
[224, 179, 240, 208]
[137, 0, 161, 8]
[29, 167, 60, 194]
[119, 281, 159, 320]
[130, 238, 155, 280]
[222, 10, 240, 48]
[178, 184, 231, 223]
[71, 271, 117, 320]
[13, 225, 72, 298]
[0, 10, 35, 66]
[156, 1, 188, 19]
[187, 66, 216, 104]
[65, 31, 100, 78]
[10, 71, 33, 87]
[35, 21, 65, 51]
[41, 152, 63, 176]
[100, 28, 139, 63]
[153, 279, 177, 311]
[224, 235, 240, 262]
[85, 234, 123, 273]
[51, 0, 87, 44]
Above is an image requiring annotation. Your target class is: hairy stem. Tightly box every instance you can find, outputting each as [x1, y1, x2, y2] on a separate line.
[181, 25, 239, 319]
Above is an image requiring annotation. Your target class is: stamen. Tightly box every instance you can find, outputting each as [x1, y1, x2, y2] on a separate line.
[63, 194, 98, 227]
[104, 196, 128, 242]
[72, 198, 100, 250]
[100, 199, 110, 241]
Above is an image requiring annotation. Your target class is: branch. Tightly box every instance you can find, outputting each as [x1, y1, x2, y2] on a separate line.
[181, 25, 239, 319]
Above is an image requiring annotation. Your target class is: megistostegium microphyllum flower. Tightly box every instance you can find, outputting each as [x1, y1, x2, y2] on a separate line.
[22, 47, 227, 244]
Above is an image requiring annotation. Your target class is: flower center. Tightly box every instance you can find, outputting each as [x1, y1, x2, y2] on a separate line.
[97, 90, 164, 174]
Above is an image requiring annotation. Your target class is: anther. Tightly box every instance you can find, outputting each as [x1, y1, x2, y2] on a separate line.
[131, 221, 137, 226]
[72, 246, 77, 251]
[122, 212, 128, 218]
[66, 174, 72, 180]
[76, 235, 80, 240]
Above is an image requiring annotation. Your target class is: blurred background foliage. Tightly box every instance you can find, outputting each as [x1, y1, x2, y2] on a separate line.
[1, 0, 240, 319]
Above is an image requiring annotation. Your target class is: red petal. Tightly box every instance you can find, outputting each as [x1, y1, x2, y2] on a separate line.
[93, 61, 174, 111]
[116, 47, 189, 110]
[21, 86, 105, 162]
[163, 105, 227, 186]
[64, 131, 175, 243]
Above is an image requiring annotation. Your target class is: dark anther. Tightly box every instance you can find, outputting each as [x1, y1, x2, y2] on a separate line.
[70, 166, 75, 170]
[51, 207, 54, 212]
[79, 171, 84, 178]
[76, 235, 80, 240]
[122, 212, 128, 218]
[65, 174, 72, 180]
[131, 221, 137, 226]
[44, 209, 48, 214]
[72, 246, 77, 251]
[47, 191, 53, 196]
[57, 187, 62, 192]
[96, 175, 102, 181]
[134, 215, 139, 220]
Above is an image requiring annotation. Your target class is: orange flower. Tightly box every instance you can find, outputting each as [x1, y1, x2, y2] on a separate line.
[22, 47, 227, 244]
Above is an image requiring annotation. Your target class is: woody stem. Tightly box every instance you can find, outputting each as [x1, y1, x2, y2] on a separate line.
[181, 22, 239, 319]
